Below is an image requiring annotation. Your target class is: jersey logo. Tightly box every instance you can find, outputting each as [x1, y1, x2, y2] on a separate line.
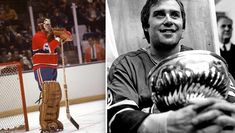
[107, 89, 113, 106]
[43, 43, 51, 53]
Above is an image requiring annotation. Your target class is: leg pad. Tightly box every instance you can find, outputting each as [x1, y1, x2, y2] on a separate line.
[39, 81, 63, 132]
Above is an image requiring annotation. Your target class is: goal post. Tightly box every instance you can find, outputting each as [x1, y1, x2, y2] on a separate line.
[0, 62, 29, 131]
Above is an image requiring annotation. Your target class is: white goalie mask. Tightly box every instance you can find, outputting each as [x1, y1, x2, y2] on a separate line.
[43, 18, 52, 32]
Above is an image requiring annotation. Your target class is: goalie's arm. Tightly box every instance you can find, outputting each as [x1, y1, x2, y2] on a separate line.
[107, 59, 149, 133]
[107, 95, 149, 133]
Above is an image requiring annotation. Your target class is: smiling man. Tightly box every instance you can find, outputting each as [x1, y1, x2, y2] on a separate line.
[107, 0, 235, 133]
[146, 0, 184, 51]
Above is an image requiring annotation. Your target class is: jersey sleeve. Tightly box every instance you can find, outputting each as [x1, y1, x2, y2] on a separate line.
[107, 57, 149, 133]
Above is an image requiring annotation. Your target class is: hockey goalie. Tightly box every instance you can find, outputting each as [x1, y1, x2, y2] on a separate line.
[32, 17, 72, 132]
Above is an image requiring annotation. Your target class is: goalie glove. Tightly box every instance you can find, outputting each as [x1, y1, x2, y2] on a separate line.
[53, 29, 73, 42]
[148, 50, 230, 112]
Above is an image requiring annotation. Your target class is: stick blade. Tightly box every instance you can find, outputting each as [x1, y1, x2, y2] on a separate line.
[67, 113, 79, 129]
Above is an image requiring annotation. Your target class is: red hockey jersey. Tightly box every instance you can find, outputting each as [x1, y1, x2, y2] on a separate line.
[32, 31, 60, 70]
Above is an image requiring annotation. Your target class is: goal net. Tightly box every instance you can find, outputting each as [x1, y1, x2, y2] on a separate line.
[0, 62, 29, 131]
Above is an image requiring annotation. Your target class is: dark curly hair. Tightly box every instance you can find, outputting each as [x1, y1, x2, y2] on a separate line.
[141, 0, 186, 43]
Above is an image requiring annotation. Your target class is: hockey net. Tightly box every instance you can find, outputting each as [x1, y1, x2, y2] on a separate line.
[0, 62, 29, 131]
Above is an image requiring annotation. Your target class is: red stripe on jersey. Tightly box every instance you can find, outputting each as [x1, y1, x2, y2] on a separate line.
[32, 53, 58, 69]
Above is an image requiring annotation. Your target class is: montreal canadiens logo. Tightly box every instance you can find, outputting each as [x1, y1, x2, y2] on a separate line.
[107, 90, 113, 106]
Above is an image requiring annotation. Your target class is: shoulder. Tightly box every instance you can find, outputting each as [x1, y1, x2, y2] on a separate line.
[33, 32, 45, 38]
[108, 48, 155, 79]
[111, 49, 150, 67]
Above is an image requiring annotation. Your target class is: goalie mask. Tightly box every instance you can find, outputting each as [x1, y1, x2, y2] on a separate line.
[148, 50, 230, 112]
[37, 18, 52, 32]
[43, 18, 51, 32]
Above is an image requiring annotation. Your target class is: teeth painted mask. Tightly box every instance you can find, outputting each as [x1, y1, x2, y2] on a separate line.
[43, 19, 51, 32]
[148, 50, 230, 112]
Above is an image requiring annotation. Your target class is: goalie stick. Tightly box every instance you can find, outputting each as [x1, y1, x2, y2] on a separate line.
[61, 40, 80, 129]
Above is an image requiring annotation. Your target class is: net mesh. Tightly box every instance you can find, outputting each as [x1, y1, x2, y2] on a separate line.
[0, 62, 27, 131]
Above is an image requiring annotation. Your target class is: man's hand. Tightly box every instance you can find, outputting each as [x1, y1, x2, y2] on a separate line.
[138, 98, 235, 133]
[190, 98, 235, 132]
[166, 103, 211, 133]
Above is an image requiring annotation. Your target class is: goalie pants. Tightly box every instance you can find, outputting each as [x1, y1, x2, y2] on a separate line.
[34, 67, 57, 91]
